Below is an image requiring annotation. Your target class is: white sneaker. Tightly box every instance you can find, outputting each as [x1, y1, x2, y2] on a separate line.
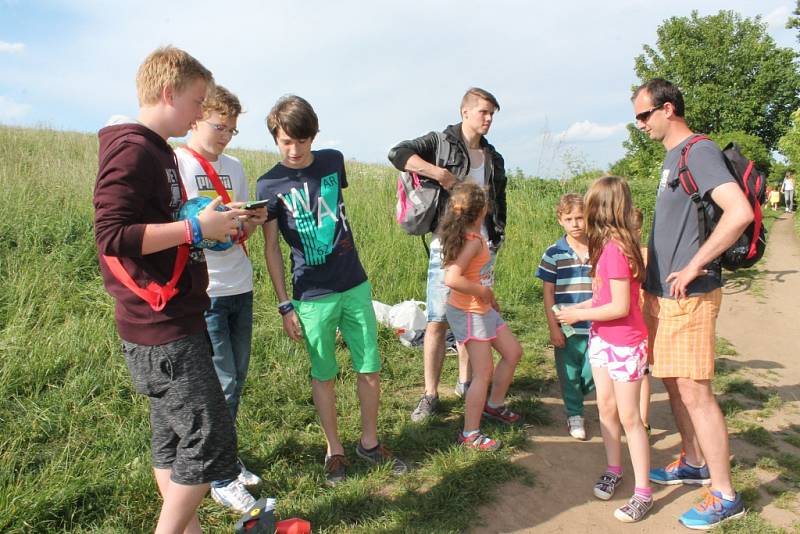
[567, 416, 587, 440]
[210, 479, 256, 513]
[237, 457, 262, 487]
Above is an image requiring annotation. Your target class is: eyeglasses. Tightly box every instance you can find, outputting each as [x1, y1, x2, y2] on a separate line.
[635, 104, 664, 123]
[205, 121, 239, 136]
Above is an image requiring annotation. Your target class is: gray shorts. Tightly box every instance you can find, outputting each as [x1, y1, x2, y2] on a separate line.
[445, 304, 507, 344]
[122, 331, 239, 485]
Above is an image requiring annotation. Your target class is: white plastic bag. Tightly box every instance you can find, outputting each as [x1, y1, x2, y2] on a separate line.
[372, 300, 427, 346]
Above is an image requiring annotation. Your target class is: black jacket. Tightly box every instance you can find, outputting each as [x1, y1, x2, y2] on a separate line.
[387, 123, 507, 245]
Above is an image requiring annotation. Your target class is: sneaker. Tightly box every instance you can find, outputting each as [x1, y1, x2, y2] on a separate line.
[483, 403, 521, 425]
[411, 394, 439, 422]
[324, 454, 347, 487]
[237, 457, 262, 487]
[614, 494, 654, 523]
[678, 489, 744, 530]
[210, 480, 256, 513]
[650, 453, 711, 486]
[355, 441, 408, 475]
[458, 431, 502, 451]
[567, 415, 587, 440]
[594, 471, 623, 500]
[454, 380, 471, 398]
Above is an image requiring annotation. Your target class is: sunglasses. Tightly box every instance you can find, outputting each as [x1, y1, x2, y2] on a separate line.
[205, 121, 239, 136]
[635, 104, 664, 123]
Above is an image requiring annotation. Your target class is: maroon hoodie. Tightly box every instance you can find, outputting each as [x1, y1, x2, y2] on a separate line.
[94, 120, 209, 345]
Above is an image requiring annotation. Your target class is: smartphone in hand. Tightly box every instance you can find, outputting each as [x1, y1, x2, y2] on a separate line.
[243, 199, 269, 210]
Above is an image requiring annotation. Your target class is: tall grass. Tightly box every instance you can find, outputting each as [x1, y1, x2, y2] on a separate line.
[0, 125, 652, 533]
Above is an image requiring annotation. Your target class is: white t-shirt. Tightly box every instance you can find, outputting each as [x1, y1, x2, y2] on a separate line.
[431, 149, 490, 248]
[176, 148, 254, 297]
[466, 150, 490, 241]
[783, 177, 795, 192]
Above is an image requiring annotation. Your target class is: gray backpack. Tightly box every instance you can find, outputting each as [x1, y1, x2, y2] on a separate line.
[394, 132, 451, 236]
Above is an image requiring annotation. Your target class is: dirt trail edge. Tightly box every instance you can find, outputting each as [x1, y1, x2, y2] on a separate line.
[473, 214, 800, 533]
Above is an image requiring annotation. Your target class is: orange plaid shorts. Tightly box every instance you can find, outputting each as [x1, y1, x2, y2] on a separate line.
[642, 289, 722, 380]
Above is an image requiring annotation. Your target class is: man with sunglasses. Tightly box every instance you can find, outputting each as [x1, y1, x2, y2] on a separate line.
[631, 78, 753, 530]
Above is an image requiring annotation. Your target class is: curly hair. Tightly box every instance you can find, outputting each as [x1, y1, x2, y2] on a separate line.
[584, 176, 645, 283]
[439, 182, 488, 265]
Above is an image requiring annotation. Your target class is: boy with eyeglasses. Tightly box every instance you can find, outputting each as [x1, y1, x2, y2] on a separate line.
[176, 85, 267, 513]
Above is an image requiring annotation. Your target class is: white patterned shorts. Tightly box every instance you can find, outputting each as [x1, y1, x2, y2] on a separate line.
[588, 332, 648, 383]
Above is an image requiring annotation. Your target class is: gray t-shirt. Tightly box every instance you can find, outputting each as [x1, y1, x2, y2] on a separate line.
[644, 136, 735, 298]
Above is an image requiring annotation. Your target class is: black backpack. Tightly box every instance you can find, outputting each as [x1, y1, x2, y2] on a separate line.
[676, 134, 766, 271]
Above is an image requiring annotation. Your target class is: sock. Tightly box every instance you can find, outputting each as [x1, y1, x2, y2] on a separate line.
[634, 486, 652, 501]
[360, 441, 378, 453]
[487, 399, 503, 409]
[607, 465, 622, 476]
[718, 490, 737, 501]
[462, 429, 479, 439]
[684, 458, 705, 469]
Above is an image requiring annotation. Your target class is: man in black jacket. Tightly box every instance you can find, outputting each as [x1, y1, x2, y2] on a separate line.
[388, 87, 508, 421]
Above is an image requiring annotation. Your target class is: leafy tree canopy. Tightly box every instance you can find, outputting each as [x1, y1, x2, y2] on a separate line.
[787, 0, 800, 42]
[778, 109, 800, 170]
[634, 10, 800, 151]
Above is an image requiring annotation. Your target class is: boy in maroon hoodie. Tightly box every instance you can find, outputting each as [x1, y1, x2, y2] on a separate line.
[94, 46, 250, 533]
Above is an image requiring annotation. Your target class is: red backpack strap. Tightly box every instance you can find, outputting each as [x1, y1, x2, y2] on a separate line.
[181, 146, 232, 203]
[677, 134, 711, 250]
[180, 146, 249, 255]
[102, 245, 190, 312]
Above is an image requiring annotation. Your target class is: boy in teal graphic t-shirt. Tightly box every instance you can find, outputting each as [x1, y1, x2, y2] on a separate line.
[257, 95, 407, 487]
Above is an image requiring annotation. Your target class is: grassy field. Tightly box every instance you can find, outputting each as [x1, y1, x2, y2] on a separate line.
[0, 125, 648, 533]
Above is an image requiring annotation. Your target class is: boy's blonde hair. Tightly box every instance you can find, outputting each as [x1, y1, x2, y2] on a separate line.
[202, 85, 242, 120]
[556, 193, 584, 218]
[136, 46, 213, 106]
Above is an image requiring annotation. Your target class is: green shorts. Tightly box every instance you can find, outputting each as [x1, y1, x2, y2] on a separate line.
[293, 281, 381, 381]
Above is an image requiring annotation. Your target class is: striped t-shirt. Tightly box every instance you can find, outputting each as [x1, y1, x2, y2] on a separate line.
[535, 236, 593, 335]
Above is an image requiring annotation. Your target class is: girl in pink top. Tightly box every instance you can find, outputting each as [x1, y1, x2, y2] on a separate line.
[555, 176, 652, 523]
[442, 183, 523, 451]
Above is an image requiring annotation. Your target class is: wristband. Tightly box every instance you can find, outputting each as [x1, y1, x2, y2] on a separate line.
[183, 219, 193, 245]
[189, 217, 203, 245]
[278, 301, 294, 316]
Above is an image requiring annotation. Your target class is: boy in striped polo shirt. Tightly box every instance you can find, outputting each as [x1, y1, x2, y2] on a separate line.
[536, 194, 594, 440]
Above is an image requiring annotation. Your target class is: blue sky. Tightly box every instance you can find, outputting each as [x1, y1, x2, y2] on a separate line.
[1, 0, 797, 177]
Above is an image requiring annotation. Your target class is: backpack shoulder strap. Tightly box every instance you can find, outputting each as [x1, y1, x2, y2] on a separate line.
[677, 134, 711, 248]
[435, 131, 450, 168]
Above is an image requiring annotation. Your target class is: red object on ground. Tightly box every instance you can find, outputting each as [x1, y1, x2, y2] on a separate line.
[275, 518, 312, 534]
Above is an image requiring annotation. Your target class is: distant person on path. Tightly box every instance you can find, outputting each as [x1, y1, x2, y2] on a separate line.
[176, 85, 266, 513]
[631, 78, 753, 530]
[388, 88, 508, 422]
[442, 182, 523, 450]
[94, 47, 249, 533]
[781, 172, 795, 212]
[257, 95, 407, 487]
[556, 176, 652, 523]
[768, 185, 781, 211]
[536, 193, 594, 441]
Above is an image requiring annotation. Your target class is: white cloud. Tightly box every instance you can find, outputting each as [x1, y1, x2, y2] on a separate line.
[555, 121, 628, 143]
[0, 41, 25, 53]
[0, 96, 31, 121]
[764, 5, 791, 28]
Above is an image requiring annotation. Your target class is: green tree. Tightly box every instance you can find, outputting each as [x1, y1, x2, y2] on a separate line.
[615, 10, 800, 178]
[778, 109, 800, 169]
[787, 0, 800, 42]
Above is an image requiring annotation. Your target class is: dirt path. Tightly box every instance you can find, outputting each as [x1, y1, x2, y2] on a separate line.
[474, 214, 800, 533]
